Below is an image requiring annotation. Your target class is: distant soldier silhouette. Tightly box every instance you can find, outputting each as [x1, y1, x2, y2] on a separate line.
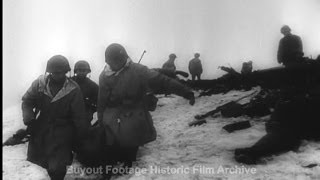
[241, 61, 253, 75]
[162, 53, 177, 71]
[277, 25, 304, 66]
[188, 53, 203, 81]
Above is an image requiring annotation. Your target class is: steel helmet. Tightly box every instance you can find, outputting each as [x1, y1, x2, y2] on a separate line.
[46, 55, 71, 73]
[281, 25, 291, 34]
[74, 60, 91, 73]
[105, 43, 129, 63]
[169, 53, 177, 59]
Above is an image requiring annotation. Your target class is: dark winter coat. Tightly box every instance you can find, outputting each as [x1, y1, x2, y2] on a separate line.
[277, 34, 303, 65]
[188, 58, 203, 75]
[71, 76, 99, 121]
[22, 75, 89, 168]
[267, 92, 320, 140]
[98, 60, 192, 147]
[162, 59, 176, 71]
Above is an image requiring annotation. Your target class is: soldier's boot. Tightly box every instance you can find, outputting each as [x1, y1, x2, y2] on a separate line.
[48, 172, 66, 180]
[234, 148, 258, 165]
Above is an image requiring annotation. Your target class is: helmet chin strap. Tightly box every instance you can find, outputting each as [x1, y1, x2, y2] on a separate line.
[74, 74, 88, 82]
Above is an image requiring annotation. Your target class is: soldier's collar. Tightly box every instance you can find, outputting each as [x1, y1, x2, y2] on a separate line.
[103, 58, 132, 76]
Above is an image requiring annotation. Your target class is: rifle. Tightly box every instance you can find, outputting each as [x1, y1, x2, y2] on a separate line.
[138, 50, 147, 64]
[194, 90, 259, 120]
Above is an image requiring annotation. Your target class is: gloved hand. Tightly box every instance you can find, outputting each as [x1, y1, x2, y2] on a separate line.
[23, 118, 34, 126]
[24, 120, 35, 135]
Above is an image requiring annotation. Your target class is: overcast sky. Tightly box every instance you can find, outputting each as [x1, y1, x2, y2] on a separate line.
[3, 0, 320, 108]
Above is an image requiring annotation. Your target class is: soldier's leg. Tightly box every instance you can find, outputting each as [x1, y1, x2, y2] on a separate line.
[104, 145, 119, 165]
[123, 146, 139, 168]
[250, 130, 300, 157]
[47, 147, 73, 180]
[235, 129, 300, 164]
[197, 74, 201, 80]
[191, 74, 196, 81]
[100, 145, 117, 179]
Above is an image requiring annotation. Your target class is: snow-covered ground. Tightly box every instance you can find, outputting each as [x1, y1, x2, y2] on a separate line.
[3, 88, 320, 180]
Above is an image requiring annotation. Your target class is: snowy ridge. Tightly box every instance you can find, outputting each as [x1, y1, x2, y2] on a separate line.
[3, 89, 320, 180]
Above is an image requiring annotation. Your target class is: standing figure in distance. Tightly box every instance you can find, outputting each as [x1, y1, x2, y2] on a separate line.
[277, 25, 304, 67]
[188, 53, 203, 81]
[162, 53, 177, 71]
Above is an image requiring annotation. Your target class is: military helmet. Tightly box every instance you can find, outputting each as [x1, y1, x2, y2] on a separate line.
[105, 43, 129, 63]
[281, 25, 291, 34]
[169, 53, 177, 59]
[74, 60, 91, 73]
[46, 55, 71, 73]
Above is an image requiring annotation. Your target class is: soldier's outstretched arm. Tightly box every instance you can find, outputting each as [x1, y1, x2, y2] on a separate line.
[140, 65, 195, 105]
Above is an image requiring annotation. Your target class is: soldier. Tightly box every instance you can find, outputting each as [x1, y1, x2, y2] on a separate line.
[98, 44, 195, 173]
[277, 25, 304, 66]
[241, 61, 253, 75]
[71, 60, 99, 123]
[162, 53, 177, 71]
[235, 85, 320, 164]
[22, 55, 89, 180]
[188, 53, 203, 81]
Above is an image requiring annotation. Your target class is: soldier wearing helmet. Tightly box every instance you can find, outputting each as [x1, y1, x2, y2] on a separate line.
[74, 60, 91, 78]
[188, 53, 203, 81]
[277, 25, 304, 66]
[22, 55, 89, 180]
[46, 55, 71, 85]
[71, 60, 99, 122]
[97, 43, 195, 176]
[162, 53, 177, 71]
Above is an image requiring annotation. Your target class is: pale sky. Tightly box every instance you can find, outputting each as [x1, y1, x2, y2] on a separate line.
[3, 0, 320, 108]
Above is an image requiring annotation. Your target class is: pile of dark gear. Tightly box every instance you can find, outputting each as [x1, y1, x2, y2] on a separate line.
[189, 57, 320, 165]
